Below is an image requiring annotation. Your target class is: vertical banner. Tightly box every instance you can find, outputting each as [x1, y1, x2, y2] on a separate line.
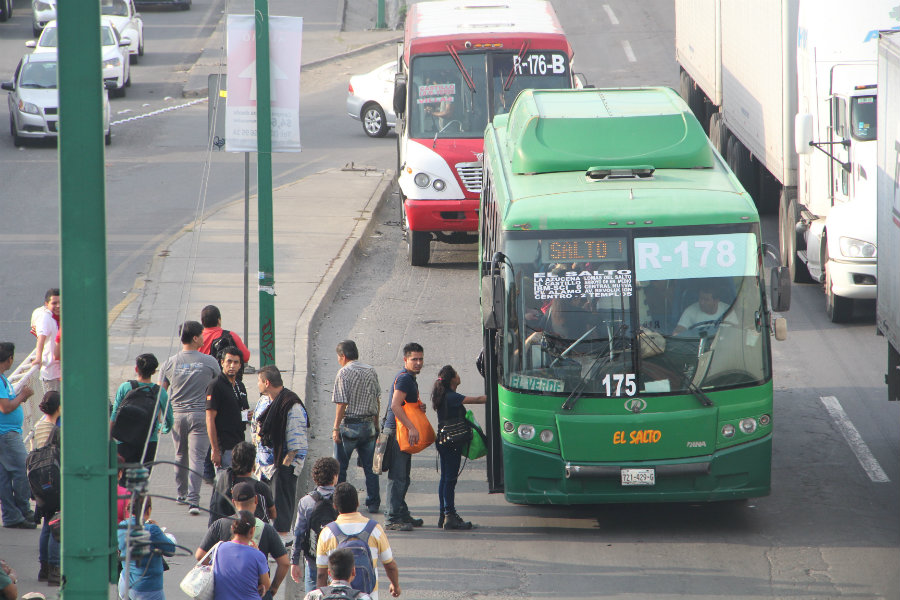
[226, 14, 302, 152]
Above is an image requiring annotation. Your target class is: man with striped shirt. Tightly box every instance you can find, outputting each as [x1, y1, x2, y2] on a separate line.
[332, 340, 381, 514]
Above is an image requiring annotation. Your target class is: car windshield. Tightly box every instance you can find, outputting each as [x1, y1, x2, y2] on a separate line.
[100, 26, 116, 47]
[20, 62, 58, 89]
[850, 95, 876, 141]
[101, 0, 128, 17]
[497, 227, 770, 397]
[38, 27, 58, 48]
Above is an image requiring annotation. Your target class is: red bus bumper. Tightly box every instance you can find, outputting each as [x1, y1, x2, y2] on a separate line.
[405, 198, 479, 232]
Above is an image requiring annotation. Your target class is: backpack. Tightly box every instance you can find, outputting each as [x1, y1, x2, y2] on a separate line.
[111, 381, 159, 444]
[325, 520, 378, 594]
[26, 426, 61, 514]
[319, 585, 363, 600]
[209, 330, 237, 359]
[301, 491, 338, 559]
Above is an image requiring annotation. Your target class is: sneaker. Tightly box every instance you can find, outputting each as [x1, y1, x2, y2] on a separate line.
[4, 519, 37, 529]
[189, 505, 200, 516]
[366, 504, 380, 514]
[443, 513, 473, 530]
[38, 562, 48, 582]
[401, 515, 424, 527]
[384, 521, 413, 531]
[437, 514, 445, 529]
[176, 496, 188, 505]
[47, 564, 61, 586]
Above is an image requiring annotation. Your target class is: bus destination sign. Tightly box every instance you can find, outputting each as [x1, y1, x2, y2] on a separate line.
[542, 238, 626, 263]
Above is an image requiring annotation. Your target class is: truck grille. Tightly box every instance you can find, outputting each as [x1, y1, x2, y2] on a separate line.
[455, 162, 482, 193]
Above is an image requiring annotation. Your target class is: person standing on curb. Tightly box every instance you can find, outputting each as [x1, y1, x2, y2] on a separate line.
[111, 353, 172, 470]
[256, 365, 309, 535]
[206, 346, 249, 472]
[31, 288, 61, 394]
[383, 343, 425, 532]
[159, 321, 220, 516]
[0, 342, 36, 530]
[332, 340, 381, 514]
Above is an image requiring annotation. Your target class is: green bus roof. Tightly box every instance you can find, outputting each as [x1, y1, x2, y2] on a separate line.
[486, 88, 757, 230]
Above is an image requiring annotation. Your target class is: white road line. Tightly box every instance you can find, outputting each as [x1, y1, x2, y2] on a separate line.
[603, 4, 620, 25]
[621, 40, 637, 63]
[819, 396, 890, 483]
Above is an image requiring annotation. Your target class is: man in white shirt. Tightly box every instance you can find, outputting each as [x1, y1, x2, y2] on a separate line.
[31, 289, 61, 394]
[674, 284, 734, 335]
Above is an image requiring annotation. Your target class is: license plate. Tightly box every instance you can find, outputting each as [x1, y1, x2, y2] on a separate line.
[621, 468, 655, 486]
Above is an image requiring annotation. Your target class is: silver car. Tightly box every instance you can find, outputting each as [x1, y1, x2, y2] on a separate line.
[3, 53, 111, 146]
[31, 0, 56, 36]
[347, 61, 397, 137]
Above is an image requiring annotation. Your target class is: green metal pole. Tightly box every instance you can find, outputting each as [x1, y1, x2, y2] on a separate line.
[376, 0, 387, 29]
[56, 0, 111, 596]
[255, 0, 275, 366]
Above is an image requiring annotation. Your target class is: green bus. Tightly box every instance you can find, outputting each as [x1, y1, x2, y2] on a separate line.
[478, 88, 790, 504]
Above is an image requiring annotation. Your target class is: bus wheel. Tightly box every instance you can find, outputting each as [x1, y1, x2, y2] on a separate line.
[408, 230, 431, 266]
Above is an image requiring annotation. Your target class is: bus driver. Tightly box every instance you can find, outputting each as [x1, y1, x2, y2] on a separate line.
[673, 283, 734, 335]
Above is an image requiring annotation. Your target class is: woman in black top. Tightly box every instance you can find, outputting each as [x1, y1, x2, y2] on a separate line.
[431, 365, 486, 530]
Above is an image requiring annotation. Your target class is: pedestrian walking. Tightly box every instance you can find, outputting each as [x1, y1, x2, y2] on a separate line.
[117, 496, 175, 600]
[197, 482, 288, 600]
[211, 510, 272, 600]
[0, 341, 37, 530]
[431, 365, 486, 530]
[31, 288, 61, 394]
[383, 343, 425, 531]
[256, 365, 308, 534]
[207, 441, 275, 525]
[200, 305, 251, 367]
[30, 390, 61, 585]
[111, 354, 173, 469]
[206, 346, 249, 472]
[291, 457, 340, 593]
[159, 321, 220, 516]
[303, 549, 372, 600]
[315, 482, 401, 599]
[331, 340, 381, 514]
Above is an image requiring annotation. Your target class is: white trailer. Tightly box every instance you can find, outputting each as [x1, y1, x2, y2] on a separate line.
[675, 0, 897, 322]
[876, 31, 900, 402]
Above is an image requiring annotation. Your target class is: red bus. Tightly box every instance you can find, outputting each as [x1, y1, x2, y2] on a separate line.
[393, 0, 578, 265]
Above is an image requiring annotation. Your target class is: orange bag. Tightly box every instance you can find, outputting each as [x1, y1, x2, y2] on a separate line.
[396, 400, 435, 454]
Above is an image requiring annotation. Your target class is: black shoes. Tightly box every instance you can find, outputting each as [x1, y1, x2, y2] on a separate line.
[437, 514, 444, 529]
[384, 521, 413, 531]
[38, 561, 48, 581]
[402, 515, 424, 527]
[4, 519, 37, 529]
[442, 512, 473, 530]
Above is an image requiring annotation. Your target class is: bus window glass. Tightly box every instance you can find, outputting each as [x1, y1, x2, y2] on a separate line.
[409, 54, 488, 139]
[491, 52, 570, 115]
[850, 95, 876, 141]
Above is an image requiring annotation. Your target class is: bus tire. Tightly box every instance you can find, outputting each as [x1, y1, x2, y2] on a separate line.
[408, 230, 431, 266]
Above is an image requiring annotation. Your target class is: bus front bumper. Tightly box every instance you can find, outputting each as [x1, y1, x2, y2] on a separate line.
[501, 435, 771, 504]
[405, 198, 479, 233]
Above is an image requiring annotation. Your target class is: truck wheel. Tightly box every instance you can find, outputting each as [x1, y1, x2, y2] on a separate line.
[708, 111, 726, 155]
[779, 188, 813, 283]
[824, 247, 852, 322]
[679, 70, 692, 106]
[408, 230, 431, 266]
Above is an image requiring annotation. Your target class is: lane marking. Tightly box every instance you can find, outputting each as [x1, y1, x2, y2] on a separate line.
[622, 40, 637, 63]
[603, 4, 619, 25]
[111, 98, 207, 126]
[819, 396, 890, 483]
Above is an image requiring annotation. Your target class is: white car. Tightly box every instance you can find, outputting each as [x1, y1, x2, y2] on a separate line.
[346, 61, 397, 137]
[26, 20, 132, 96]
[30, 0, 56, 36]
[3, 53, 111, 146]
[101, 0, 143, 63]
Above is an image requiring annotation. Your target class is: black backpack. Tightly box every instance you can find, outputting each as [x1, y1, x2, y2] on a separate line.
[320, 585, 362, 600]
[26, 426, 61, 514]
[111, 381, 159, 444]
[209, 330, 237, 359]
[301, 490, 338, 559]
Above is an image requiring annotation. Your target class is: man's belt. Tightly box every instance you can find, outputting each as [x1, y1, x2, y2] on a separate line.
[343, 415, 376, 423]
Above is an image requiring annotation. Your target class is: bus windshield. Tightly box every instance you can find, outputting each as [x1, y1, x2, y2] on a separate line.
[499, 228, 770, 397]
[410, 51, 570, 139]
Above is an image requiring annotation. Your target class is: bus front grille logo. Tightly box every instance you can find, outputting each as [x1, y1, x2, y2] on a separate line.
[624, 398, 647, 413]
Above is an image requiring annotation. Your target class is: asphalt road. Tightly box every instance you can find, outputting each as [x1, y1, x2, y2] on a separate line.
[305, 1, 899, 598]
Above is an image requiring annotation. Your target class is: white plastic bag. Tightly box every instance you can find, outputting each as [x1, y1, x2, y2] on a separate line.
[179, 541, 219, 600]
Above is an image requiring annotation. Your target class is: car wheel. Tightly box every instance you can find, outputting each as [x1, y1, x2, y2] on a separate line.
[105, 129, 112, 146]
[138, 37, 144, 57]
[362, 103, 388, 138]
[182, 0, 191, 10]
[0, 0, 8, 22]
[33, 23, 42, 37]
[10, 116, 23, 147]
[125, 71, 131, 87]
[130, 53, 138, 65]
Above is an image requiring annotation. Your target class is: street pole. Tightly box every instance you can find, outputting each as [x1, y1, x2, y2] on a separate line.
[255, 0, 276, 366]
[376, 0, 387, 29]
[56, 0, 112, 596]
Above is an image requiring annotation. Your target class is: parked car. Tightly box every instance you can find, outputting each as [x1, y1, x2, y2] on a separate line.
[134, 0, 191, 10]
[100, 0, 143, 63]
[26, 20, 132, 96]
[0, 0, 13, 23]
[346, 61, 397, 137]
[3, 53, 111, 146]
[31, 0, 56, 36]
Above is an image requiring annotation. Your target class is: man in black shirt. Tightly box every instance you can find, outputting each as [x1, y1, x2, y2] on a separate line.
[206, 346, 249, 471]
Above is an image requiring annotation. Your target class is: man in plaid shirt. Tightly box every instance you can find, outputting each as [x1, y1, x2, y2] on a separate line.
[331, 340, 382, 514]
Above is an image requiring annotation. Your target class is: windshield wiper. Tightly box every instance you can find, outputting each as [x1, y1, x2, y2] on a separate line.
[550, 324, 600, 367]
[503, 41, 529, 92]
[432, 119, 462, 149]
[446, 43, 476, 93]
[639, 330, 713, 407]
[561, 323, 628, 411]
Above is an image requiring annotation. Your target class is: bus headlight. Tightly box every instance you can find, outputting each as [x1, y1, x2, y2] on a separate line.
[721, 424, 735, 438]
[502, 420, 514, 433]
[839, 237, 876, 258]
[432, 178, 446, 191]
[517, 424, 535, 440]
[759, 414, 771, 426]
[739, 418, 757, 434]
[539, 429, 554, 443]
[414, 172, 430, 188]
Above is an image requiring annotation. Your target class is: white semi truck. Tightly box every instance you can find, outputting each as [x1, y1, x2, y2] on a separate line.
[675, 0, 898, 322]
[876, 31, 900, 402]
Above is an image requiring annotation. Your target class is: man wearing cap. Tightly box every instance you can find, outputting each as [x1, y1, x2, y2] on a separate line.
[196, 481, 290, 600]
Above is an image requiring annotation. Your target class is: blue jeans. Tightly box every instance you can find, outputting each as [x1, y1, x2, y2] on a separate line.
[437, 445, 462, 516]
[304, 557, 316, 593]
[334, 420, 380, 510]
[40, 514, 60, 565]
[0, 430, 31, 526]
[385, 432, 411, 522]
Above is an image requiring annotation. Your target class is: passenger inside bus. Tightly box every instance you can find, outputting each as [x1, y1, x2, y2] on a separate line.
[673, 281, 737, 335]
